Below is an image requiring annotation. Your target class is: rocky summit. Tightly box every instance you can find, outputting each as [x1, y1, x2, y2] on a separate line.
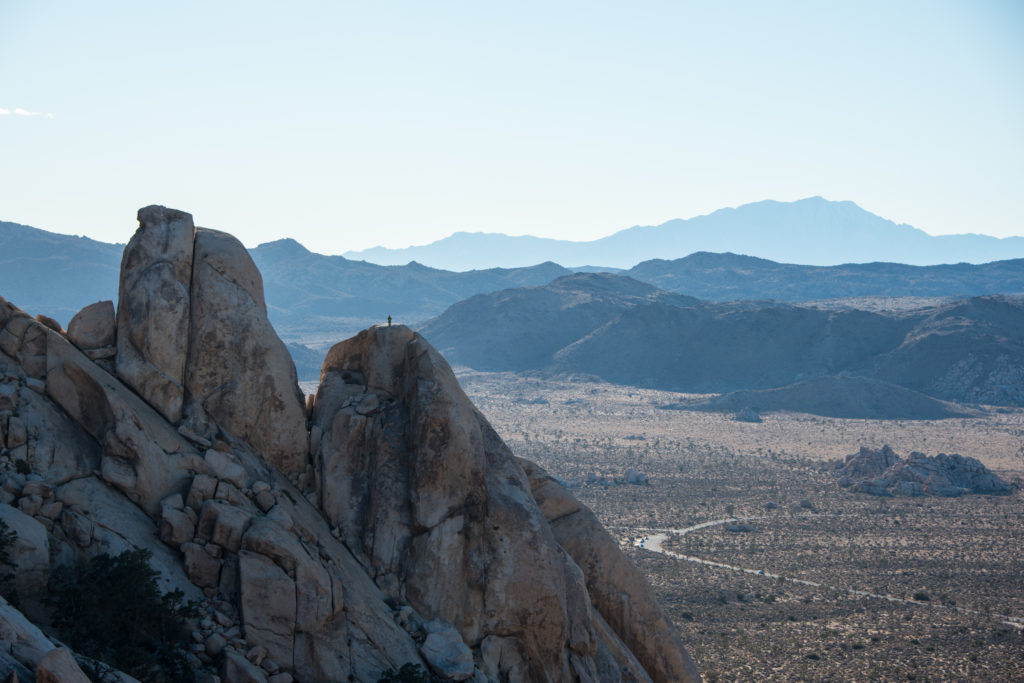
[0, 206, 699, 682]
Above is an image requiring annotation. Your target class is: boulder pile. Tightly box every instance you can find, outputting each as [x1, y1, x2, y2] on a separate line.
[0, 206, 699, 682]
[833, 445, 1013, 497]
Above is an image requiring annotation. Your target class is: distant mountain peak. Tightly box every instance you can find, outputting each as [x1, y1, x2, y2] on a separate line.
[254, 237, 313, 256]
[342, 198, 1023, 270]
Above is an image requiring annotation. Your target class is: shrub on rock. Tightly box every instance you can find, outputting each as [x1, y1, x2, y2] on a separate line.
[47, 548, 198, 682]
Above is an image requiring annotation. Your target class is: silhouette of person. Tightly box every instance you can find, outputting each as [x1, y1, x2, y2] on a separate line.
[387, 315, 392, 327]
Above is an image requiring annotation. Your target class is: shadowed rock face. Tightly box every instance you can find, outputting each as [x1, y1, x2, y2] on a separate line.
[0, 207, 700, 683]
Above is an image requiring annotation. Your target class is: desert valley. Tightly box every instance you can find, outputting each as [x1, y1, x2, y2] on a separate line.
[6, 4, 1022, 681]
[456, 371, 1024, 681]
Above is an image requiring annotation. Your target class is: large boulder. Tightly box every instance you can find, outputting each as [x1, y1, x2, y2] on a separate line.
[239, 550, 297, 670]
[0, 595, 55, 676]
[113, 207, 308, 474]
[185, 228, 308, 475]
[115, 206, 195, 423]
[311, 326, 607, 681]
[67, 300, 116, 352]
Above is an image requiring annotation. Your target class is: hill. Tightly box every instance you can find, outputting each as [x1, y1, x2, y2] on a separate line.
[422, 275, 1024, 412]
[344, 197, 1024, 269]
[421, 273, 700, 371]
[683, 376, 971, 420]
[0, 223, 572, 338]
[249, 237, 572, 343]
[0, 220, 123, 323]
[5, 215, 1024, 391]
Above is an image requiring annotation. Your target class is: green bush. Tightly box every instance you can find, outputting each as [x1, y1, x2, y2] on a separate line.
[47, 548, 198, 683]
[0, 518, 17, 603]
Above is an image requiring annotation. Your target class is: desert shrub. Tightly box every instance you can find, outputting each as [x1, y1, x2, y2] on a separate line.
[913, 591, 930, 601]
[0, 518, 17, 603]
[378, 663, 441, 682]
[48, 548, 198, 682]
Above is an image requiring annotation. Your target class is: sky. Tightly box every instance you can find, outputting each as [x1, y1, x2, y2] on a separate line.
[1, 1, 1022, 254]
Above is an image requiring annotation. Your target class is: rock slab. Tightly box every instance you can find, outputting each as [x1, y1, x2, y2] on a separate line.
[115, 206, 195, 423]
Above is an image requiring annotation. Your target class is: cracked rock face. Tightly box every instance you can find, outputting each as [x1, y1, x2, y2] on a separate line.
[115, 205, 195, 424]
[311, 326, 599, 680]
[310, 325, 701, 682]
[114, 207, 308, 474]
[185, 228, 309, 475]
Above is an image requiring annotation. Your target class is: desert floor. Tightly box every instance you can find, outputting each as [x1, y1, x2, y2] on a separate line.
[456, 370, 1024, 683]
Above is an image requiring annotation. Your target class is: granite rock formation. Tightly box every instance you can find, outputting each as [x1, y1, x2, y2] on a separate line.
[0, 207, 699, 682]
[833, 446, 1013, 497]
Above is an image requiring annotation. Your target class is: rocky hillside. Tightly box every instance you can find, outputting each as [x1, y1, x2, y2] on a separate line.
[422, 275, 1024, 413]
[0, 220, 123, 324]
[250, 238, 574, 343]
[419, 274, 700, 372]
[0, 207, 698, 682]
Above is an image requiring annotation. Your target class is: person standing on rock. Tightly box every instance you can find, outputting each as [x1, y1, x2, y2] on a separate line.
[387, 315, 392, 327]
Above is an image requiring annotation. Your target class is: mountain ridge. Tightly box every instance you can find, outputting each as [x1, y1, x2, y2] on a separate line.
[343, 197, 1024, 269]
[4, 214, 1024, 379]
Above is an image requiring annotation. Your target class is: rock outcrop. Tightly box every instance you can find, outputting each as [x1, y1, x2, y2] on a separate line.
[834, 445, 1013, 497]
[185, 228, 308, 475]
[115, 205, 195, 423]
[113, 206, 308, 474]
[66, 299, 116, 369]
[0, 207, 698, 682]
[311, 326, 603, 681]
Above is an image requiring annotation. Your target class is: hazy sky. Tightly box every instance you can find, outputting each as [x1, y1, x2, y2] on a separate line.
[2, 1, 1022, 253]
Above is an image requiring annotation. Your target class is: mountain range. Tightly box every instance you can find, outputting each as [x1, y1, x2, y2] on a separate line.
[344, 197, 1024, 269]
[4, 210, 1024, 390]
[4, 216, 1024, 341]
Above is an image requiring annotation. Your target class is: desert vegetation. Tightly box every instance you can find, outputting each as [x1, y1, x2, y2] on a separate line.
[458, 370, 1024, 681]
[47, 549, 198, 682]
